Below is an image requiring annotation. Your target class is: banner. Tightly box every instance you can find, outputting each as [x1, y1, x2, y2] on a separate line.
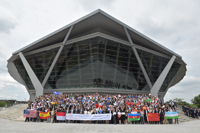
[54, 91, 62, 95]
[66, 114, 111, 120]
[165, 111, 179, 119]
[39, 111, 50, 119]
[128, 114, 140, 121]
[56, 112, 66, 120]
[147, 113, 160, 121]
[23, 110, 37, 118]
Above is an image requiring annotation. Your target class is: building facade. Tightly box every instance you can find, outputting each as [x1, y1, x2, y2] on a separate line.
[7, 10, 186, 101]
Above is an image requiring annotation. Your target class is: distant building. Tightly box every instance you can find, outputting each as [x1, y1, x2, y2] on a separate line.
[7, 10, 186, 101]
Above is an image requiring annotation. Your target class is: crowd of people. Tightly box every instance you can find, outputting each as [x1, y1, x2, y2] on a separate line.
[25, 93, 180, 124]
[182, 104, 199, 119]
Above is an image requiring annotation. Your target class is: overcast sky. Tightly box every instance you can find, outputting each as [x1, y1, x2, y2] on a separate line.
[0, 0, 199, 102]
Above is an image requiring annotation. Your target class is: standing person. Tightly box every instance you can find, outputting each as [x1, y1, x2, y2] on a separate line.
[51, 107, 55, 123]
[46, 107, 51, 123]
[88, 108, 92, 124]
[70, 106, 74, 123]
[195, 108, 199, 119]
[159, 109, 164, 124]
[163, 108, 168, 124]
[74, 106, 80, 123]
[29, 104, 35, 122]
[125, 108, 129, 124]
[65, 107, 70, 123]
[154, 108, 159, 124]
[84, 108, 88, 123]
[121, 106, 125, 124]
[36, 105, 41, 122]
[92, 109, 98, 124]
[40, 107, 45, 122]
[168, 107, 173, 124]
[25, 106, 30, 122]
[53, 108, 57, 123]
[118, 109, 122, 124]
[112, 108, 117, 125]
[174, 108, 179, 124]
[140, 110, 144, 124]
[79, 107, 84, 124]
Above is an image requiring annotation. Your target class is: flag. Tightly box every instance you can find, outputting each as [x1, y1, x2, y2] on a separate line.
[147, 113, 160, 121]
[96, 104, 103, 109]
[128, 114, 140, 121]
[56, 112, 66, 120]
[146, 99, 152, 102]
[23, 110, 37, 118]
[39, 111, 50, 119]
[54, 91, 62, 95]
[23, 110, 30, 118]
[51, 102, 55, 105]
[29, 110, 37, 118]
[165, 111, 179, 119]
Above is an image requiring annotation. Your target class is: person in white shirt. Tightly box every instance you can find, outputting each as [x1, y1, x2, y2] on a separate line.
[84, 108, 88, 123]
[118, 109, 122, 124]
[88, 109, 92, 124]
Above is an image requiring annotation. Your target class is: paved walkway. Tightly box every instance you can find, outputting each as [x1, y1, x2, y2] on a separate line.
[0, 118, 200, 133]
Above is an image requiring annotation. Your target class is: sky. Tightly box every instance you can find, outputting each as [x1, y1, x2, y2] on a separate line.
[0, 0, 200, 102]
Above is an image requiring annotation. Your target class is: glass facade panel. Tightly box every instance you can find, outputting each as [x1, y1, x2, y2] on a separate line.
[24, 47, 59, 83]
[137, 49, 170, 85]
[13, 58, 35, 90]
[14, 36, 180, 92]
[159, 62, 181, 92]
[43, 37, 150, 90]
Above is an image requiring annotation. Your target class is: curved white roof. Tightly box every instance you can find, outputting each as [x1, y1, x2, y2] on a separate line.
[13, 9, 182, 59]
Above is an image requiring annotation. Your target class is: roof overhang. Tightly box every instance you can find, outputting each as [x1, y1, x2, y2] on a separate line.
[12, 9, 182, 59]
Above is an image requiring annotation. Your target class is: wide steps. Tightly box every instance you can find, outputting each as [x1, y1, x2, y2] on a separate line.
[0, 104, 27, 121]
[176, 108, 199, 123]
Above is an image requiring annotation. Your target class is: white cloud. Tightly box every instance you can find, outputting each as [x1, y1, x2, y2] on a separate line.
[165, 76, 200, 103]
[0, 6, 18, 33]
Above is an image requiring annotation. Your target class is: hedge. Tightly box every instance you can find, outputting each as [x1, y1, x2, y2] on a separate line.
[0, 101, 6, 107]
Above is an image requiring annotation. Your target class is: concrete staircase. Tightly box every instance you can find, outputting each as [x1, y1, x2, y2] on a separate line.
[176, 107, 199, 123]
[0, 104, 27, 121]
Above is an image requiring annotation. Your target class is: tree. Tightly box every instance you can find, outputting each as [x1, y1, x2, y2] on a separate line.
[173, 98, 190, 106]
[191, 94, 200, 108]
[173, 98, 184, 104]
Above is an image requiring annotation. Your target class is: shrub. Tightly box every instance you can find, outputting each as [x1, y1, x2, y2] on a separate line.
[0, 101, 6, 107]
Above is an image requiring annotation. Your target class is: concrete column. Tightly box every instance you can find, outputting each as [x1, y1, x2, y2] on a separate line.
[124, 27, 153, 89]
[150, 55, 176, 96]
[158, 95, 164, 104]
[19, 52, 44, 98]
[42, 25, 73, 87]
[30, 93, 36, 101]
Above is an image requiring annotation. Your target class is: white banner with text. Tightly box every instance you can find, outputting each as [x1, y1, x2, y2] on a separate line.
[65, 113, 112, 120]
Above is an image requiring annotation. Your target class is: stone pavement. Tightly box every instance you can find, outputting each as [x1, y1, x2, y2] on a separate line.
[0, 118, 200, 133]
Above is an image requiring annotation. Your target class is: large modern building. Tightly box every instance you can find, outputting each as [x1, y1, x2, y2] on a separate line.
[7, 9, 186, 101]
